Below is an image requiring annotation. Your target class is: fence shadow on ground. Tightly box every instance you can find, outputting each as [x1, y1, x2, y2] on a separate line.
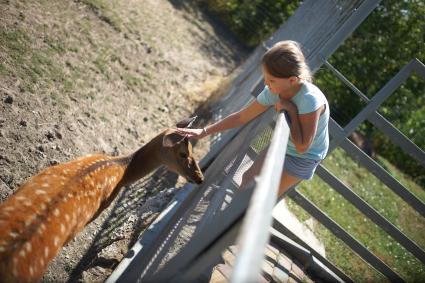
[68, 167, 180, 282]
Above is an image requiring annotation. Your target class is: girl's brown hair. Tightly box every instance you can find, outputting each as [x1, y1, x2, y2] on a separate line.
[262, 40, 312, 82]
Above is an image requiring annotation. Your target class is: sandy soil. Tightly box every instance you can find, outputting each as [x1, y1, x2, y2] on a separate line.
[0, 0, 246, 281]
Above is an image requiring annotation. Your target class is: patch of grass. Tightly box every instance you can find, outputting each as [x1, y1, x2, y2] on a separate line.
[287, 148, 425, 281]
[43, 36, 66, 55]
[93, 57, 107, 75]
[0, 62, 6, 74]
[93, 47, 114, 79]
[99, 115, 109, 122]
[122, 72, 144, 92]
[49, 91, 70, 111]
[80, 0, 122, 32]
[86, 91, 96, 100]
[0, 29, 30, 64]
[1, 27, 73, 95]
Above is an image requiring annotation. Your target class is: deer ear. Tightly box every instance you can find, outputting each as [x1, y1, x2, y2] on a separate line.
[176, 116, 197, 128]
[163, 132, 185, 147]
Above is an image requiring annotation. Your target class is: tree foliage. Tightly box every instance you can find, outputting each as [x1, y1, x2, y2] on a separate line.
[195, 0, 301, 47]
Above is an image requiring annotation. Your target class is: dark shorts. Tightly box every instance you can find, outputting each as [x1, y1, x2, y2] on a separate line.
[283, 154, 321, 180]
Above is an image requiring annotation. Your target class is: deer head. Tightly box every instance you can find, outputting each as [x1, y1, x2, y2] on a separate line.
[162, 130, 203, 184]
[161, 116, 203, 184]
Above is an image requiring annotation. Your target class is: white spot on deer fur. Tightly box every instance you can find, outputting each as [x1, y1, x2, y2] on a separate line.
[53, 237, 59, 247]
[3, 206, 14, 211]
[16, 196, 27, 201]
[39, 258, 45, 267]
[29, 266, 34, 276]
[65, 213, 70, 222]
[63, 169, 70, 174]
[44, 247, 49, 258]
[24, 201, 32, 207]
[25, 218, 32, 227]
[53, 208, 60, 216]
[10, 232, 18, 239]
[41, 203, 47, 210]
[19, 249, 26, 258]
[35, 189, 46, 195]
[42, 183, 50, 188]
[60, 224, 65, 234]
[25, 242, 32, 253]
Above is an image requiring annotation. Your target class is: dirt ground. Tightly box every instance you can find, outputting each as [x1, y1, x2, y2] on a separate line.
[0, 0, 246, 281]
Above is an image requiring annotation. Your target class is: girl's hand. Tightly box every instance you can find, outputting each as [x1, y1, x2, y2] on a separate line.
[274, 99, 296, 113]
[175, 128, 207, 139]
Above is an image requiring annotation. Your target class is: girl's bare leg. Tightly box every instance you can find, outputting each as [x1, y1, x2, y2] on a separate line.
[278, 171, 301, 197]
[240, 150, 267, 189]
[240, 150, 302, 197]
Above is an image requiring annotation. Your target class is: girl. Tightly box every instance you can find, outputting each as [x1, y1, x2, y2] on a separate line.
[177, 40, 329, 197]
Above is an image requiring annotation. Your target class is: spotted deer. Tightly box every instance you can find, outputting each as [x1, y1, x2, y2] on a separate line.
[0, 120, 203, 283]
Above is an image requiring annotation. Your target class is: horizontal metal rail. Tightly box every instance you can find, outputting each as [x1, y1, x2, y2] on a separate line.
[321, 59, 370, 102]
[368, 111, 425, 167]
[272, 219, 353, 282]
[288, 189, 405, 282]
[231, 111, 290, 283]
[309, 0, 381, 71]
[329, 59, 424, 151]
[316, 165, 425, 264]
[339, 138, 425, 218]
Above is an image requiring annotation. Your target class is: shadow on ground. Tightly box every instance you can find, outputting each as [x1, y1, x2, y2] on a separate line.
[68, 167, 179, 282]
[168, 0, 249, 66]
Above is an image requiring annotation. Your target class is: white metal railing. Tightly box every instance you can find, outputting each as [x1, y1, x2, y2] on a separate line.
[231, 110, 290, 283]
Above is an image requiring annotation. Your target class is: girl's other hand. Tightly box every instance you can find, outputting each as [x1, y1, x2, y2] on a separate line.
[274, 99, 296, 113]
[175, 128, 206, 139]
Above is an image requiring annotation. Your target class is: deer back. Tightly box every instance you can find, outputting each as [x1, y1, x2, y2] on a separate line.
[0, 154, 127, 282]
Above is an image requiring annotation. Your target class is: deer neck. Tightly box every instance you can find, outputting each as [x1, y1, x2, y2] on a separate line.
[119, 133, 165, 187]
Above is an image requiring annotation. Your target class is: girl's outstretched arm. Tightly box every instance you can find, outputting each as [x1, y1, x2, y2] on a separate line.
[176, 100, 268, 139]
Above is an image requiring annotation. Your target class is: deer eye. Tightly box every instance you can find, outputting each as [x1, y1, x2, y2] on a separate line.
[179, 152, 188, 159]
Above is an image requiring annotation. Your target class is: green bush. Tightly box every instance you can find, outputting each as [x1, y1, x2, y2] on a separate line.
[195, 0, 300, 47]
